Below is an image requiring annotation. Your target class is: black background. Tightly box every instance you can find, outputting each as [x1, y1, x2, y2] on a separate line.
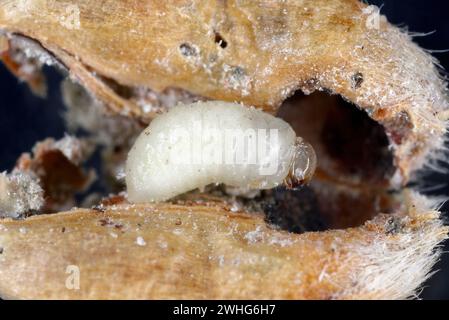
[0, 0, 448, 299]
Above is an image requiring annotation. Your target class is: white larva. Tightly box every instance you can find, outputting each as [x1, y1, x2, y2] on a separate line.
[126, 101, 316, 203]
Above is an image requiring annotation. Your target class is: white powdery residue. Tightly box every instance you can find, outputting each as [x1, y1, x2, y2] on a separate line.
[134, 86, 204, 115]
[225, 186, 261, 199]
[154, 57, 174, 74]
[160, 88, 202, 109]
[157, 239, 168, 249]
[260, 31, 293, 52]
[318, 265, 329, 283]
[217, 255, 225, 267]
[224, 222, 239, 236]
[19, 227, 28, 234]
[13, 36, 57, 67]
[140, 103, 154, 114]
[268, 236, 295, 247]
[134, 86, 158, 114]
[244, 226, 264, 244]
[109, 232, 118, 239]
[0, 170, 44, 218]
[221, 64, 252, 96]
[231, 257, 242, 266]
[136, 236, 146, 246]
[172, 228, 183, 236]
[230, 203, 240, 212]
[293, 273, 303, 285]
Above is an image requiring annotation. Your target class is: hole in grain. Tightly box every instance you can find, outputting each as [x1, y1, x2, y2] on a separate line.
[277, 90, 397, 230]
[278, 91, 394, 186]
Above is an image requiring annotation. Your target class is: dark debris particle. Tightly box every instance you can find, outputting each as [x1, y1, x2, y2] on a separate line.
[214, 32, 228, 48]
[385, 216, 403, 235]
[179, 43, 198, 57]
[0, 247, 3, 254]
[175, 218, 182, 226]
[99, 218, 124, 230]
[351, 72, 364, 89]
[61, 227, 66, 233]
[99, 218, 112, 226]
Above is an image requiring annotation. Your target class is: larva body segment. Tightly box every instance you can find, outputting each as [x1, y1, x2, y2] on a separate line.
[126, 101, 316, 203]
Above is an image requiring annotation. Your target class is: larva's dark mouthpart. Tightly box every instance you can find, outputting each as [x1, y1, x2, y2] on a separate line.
[283, 168, 315, 190]
[282, 176, 305, 190]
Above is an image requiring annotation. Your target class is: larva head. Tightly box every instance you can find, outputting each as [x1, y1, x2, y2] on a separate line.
[284, 139, 317, 189]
